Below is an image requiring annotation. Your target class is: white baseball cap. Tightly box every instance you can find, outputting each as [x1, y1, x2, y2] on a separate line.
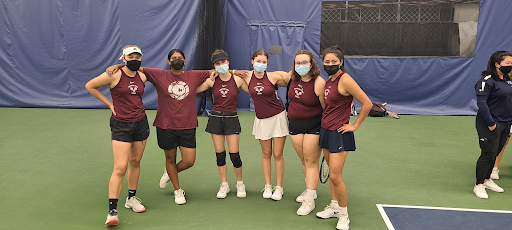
[119, 46, 143, 60]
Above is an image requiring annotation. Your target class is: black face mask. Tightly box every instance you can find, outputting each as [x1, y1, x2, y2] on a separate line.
[499, 65, 512, 76]
[324, 64, 340, 76]
[171, 59, 184, 70]
[126, 60, 141, 71]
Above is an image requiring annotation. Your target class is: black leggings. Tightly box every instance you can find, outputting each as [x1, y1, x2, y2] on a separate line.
[475, 123, 510, 185]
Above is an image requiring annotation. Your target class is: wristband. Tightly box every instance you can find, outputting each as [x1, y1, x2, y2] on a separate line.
[232, 69, 236, 75]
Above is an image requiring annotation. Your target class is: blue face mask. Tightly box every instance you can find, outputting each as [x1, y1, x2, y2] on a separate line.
[253, 62, 267, 73]
[216, 64, 229, 74]
[295, 65, 310, 76]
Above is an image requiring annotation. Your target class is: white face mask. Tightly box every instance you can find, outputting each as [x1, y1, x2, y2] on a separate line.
[216, 64, 229, 74]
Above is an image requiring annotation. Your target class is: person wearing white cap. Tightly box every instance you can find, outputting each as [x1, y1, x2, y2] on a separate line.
[86, 45, 149, 226]
[107, 49, 222, 205]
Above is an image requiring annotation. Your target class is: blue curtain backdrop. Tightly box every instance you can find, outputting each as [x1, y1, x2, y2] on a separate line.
[1, 0, 512, 115]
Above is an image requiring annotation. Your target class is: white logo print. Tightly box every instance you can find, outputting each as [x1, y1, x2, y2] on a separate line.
[294, 84, 304, 98]
[168, 81, 189, 100]
[254, 83, 264, 95]
[479, 82, 486, 92]
[219, 87, 229, 97]
[324, 89, 330, 99]
[128, 84, 138, 94]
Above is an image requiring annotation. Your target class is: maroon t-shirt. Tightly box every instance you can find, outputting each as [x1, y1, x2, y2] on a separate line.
[110, 69, 146, 122]
[322, 73, 353, 130]
[248, 71, 285, 119]
[212, 74, 239, 113]
[143, 68, 209, 130]
[287, 78, 322, 121]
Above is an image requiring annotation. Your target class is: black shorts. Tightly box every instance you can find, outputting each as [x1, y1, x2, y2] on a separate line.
[205, 111, 241, 135]
[156, 127, 196, 150]
[288, 115, 321, 135]
[319, 127, 356, 153]
[110, 115, 150, 142]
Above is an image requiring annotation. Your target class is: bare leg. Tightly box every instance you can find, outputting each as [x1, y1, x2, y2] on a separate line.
[259, 139, 273, 185]
[328, 151, 349, 207]
[109, 140, 132, 198]
[164, 148, 180, 190]
[323, 149, 337, 201]
[226, 134, 242, 181]
[303, 134, 321, 190]
[211, 134, 227, 182]
[290, 134, 307, 180]
[494, 135, 510, 169]
[127, 140, 147, 190]
[177, 146, 196, 172]
[272, 136, 286, 187]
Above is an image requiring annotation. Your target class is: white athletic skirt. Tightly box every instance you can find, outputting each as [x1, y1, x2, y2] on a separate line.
[252, 110, 289, 140]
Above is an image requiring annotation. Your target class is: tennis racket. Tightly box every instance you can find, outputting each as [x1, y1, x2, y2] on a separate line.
[319, 155, 329, 184]
[381, 102, 400, 119]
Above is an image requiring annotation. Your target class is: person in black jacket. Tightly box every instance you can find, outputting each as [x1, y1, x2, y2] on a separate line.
[473, 51, 512, 199]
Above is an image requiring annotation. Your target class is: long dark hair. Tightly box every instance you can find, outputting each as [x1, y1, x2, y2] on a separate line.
[290, 50, 320, 81]
[321, 46, 345, 72]
[482, 51, 512, 80]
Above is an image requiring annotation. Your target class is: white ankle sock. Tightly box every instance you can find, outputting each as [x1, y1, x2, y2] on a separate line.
[306, 189, 316, 201]
[237, 181, 243, 185]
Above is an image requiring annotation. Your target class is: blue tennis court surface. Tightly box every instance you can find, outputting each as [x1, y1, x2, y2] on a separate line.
[377, 204, 512, 230]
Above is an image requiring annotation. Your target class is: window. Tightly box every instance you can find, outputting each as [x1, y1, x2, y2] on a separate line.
[321, 0, 479, 57]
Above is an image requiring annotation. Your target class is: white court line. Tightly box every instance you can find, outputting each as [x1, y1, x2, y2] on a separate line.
[376, 204, 512, 230]
[376, 204, 395, 230]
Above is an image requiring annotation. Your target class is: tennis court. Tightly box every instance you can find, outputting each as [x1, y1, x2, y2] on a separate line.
[2, 108, 511, 229]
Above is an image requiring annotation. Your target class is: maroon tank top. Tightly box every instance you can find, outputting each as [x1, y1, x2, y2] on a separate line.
[110, 69, 146, 122]
[287, 78, 322, 121]
[248, 71, 285, 119]
[212, 74, 239, 113]
[322, 73, 353, 130]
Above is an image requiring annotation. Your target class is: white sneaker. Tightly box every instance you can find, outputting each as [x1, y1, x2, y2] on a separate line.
[105, 209, 119, 226]
[297, 199, 315, 216]
[491, 168, 500, 180]
[316, 203, 341, 219]
[271, 186, 284, 201]
[262, 185, 273, 199]
[217, 183, 230, 199]
[236, 183, 247, 198]
[484, 179, 504, 192]
[174, 188, 186, 204]
[296, 189, 318, 203]
[473, 184, 488, 199]
[159, 169, 170, 189]
[124, 196, 146, 213]
[336, 214, 350, 230]
[296, 190, 307, 203]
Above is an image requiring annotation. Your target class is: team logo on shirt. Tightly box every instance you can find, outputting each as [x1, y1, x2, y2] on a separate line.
[324, 87, 331, 99]
[254, 83, 264, 95]
[128, 84, 138, 94]
[294, 84, 304, 98]
[219, 87, 229, 97]
[168, 81, 189, 100]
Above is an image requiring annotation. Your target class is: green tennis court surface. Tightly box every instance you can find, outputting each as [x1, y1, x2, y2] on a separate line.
[1, 108, 511, 229]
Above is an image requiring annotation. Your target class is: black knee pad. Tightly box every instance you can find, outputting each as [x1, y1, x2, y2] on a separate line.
[229, 152, 242, 168]
[216, 151, 226, 166]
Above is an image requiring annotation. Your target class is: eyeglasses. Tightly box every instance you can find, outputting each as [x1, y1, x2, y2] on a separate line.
[295, 61, 310, 66]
